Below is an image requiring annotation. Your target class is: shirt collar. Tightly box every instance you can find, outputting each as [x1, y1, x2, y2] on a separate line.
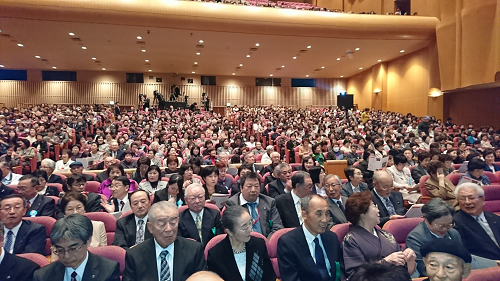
[154, 238, 175, 259]
[29, 194, 38, 206]
[65, 251, 89, 275]
[302, 224, 318, 245]
[4, 220, 23, 237]
[239, 193, 259, 205]
[135, 214, 148, 226]
[373, 189, 388, 201]
[471, 212, 486, 222]
[189, 208, 204, 222]
[291, 189, 301, 205]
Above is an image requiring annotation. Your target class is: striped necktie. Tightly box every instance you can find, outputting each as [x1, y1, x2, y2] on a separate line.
[160, 250, 171, 281]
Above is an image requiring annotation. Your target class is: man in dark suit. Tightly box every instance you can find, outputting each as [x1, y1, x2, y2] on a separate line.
[0, 171, 14, 199]
[0, 194, 46, 255]
[113, 189, 153, 249]
[105, 141, 124, 160]
[324, 174, 348, 229]
[69, 162, 95, 182]
[178, 183, 223, 247]
[260, 151, 281, 176]
[371, 171, 406, 227]
[341, 166, 370, 197]
[55, 174, 102, 218]
[100, 176, 132, 214]
[278, 194, 343, 281]
[243, 152, 264, 174]
[33, 214, 120, 281]
[225, 171, 284, 239]
[276, 171, 313, 228]
[17, 174, 55, 217]
[40, 159, 65, 184]
[0, 221, 40, 281]
[123, 201, 206, 281]
[453, 183, 500, 260]
[268, 163, 292, 198]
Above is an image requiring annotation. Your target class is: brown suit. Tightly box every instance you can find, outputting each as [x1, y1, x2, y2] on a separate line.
[424, 177, 458, 209]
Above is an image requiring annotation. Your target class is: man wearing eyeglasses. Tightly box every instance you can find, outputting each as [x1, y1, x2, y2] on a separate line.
[371, 171, 407, 227]
[55, 174, 102, 219]
[123, 201, 206, 281]
[453, 182, 500, 260]
[100, 176, 132, 214]
[268, 163, 292, 198]
[17, 174, 55, 217]
[0, 194, 46, 255]
[113, 189, 153, 249]
[276, 171, 313, 228]
[324, 174, 348, 229]
[33, 214, 120, 281]
[178, 183, 224, 247]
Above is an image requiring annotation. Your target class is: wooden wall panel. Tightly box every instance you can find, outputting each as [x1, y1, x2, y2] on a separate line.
[0, 78, 346, 108]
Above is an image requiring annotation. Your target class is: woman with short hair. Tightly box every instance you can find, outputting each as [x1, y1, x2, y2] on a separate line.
[138, 165, 168, 194]
[200, 166, 228, 200]
[98, 163, 137, 199]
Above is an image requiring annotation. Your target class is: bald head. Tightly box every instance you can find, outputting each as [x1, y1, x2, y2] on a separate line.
[186, 271, 223, 281]
[373, 171, 394, 198]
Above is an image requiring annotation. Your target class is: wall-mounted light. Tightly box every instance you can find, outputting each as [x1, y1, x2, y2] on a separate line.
[374, 89, 381, 93]
[428, 87, 442, 97]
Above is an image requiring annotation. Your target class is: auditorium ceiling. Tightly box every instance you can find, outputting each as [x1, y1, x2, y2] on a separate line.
[0, 0, 438, 78]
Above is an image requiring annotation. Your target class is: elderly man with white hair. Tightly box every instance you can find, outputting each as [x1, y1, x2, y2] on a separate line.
[453, 182, 500, 260]
[260, 145, 275, 164]
[177, 183, 224, 247]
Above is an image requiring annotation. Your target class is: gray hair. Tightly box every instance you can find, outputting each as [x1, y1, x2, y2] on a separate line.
[221, 205, 250, 233]
[266, 145, 274, 153]
[0, 161, 11, 170]
[372, 170, 392, 183]
[148, 201, 178, 222]
[291, 171, 310, 189]
[275, 163, 290, 175]
[184, 183, 204, 198]
[421, 198, 455, 224]
[50, 214, 93, 245]
[454, 182, 484, 197]
[243, 151, 254, 161]
[41, 158, 56, 170]
[300, 194, 324, 213]
[219, 152, 229, 158]
[324, 174, 342, 184]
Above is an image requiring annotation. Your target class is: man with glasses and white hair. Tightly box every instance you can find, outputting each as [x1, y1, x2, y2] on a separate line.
[324, 174, 348, 229]
[453, 182, 500, 260]
[178, 183, 224, 247]
[371, 171, 406, 227]
[268, 163, 292, 198]
[276, 171, 313, 228]
[33, 214, 120, 281]
[123, 201, 206, 281]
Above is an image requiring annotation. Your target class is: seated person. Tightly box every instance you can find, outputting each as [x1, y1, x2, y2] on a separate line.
[100, 176, 133, 213]
[0, 194, 46, 255]
[324, 174, 348, 228]
[33, 214, 120, 281]
[276, 171, 313, 228]
[299, 155, 315, 173]
[55, 174, 103, 218]
[200, 166, 228, 201]
[162, 156, 180, 175]
[40, 158, 64, 184]
[0, 160, 22, 186]
[309, 166, 326, 197]
[438, 154, 456, 176]
[203, 148, 218, 165]
[146, 148, 161, 167]
[54, 149, 74, 172]
[268, 163, 292, 198]
[230, 164, 266, 197]
[310, 143, 325, 166]
[138, 165, 168, 194]
[424, 160, 459, 210]
[343, 191, 416, 278]
[371, 171, 407, 227]
[411, 151, 430, 184]
[357, 149, 375, 188]
[153, 174, 185, 206]
[458, 158, 490, 186]
[33, 169, 60, 197]
[121, 150, 138, 169]
[348, 261, 412, 281]
[483, 148, 500, 173]
[386, 155, 421, 203]
[17, 174, 55, 217]
[207, 205, 275, 281]
[69, 161, 94, 182]
[97, 164, 137, 200]
[421, 239, 472, 281]
[131, 156, 150, 183]
[341, 166, 369, 197]
[216, 162, 233, 191]
[406, 198, 461, 277]
[178, 163, 202, 188]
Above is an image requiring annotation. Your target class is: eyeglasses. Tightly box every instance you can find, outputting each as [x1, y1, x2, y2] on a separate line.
[186, 195, 205, 202]
[432, 222, 455, 229]
[238, 220, 254, 232]
[71, 183, 86, 188]
[458, 196, 483, 202]
[281, 170, 292, 175]
[53, 243, 85, 256]
[0, 204, 24, 212]
[324, 183, 341, 188]
[378, 185, 393, 191]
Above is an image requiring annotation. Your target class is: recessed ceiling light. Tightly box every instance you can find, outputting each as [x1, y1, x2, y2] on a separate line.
[194, 62, 198, 64]
[281, 65, 285, 68]
[82, 46, 87, 50]
[359, 67, 363, 69]
[52, 66, 57, 69]
[17, 44, 23, 47]
[355, 48, 360, 51]
[199, 40, 204, 43]
[293, 57, 297, 59]
[102, 68, 106, 70]
[255, 43, 260, 46]
[337, 58, 340, 61]
[69, 32, 75, 36]
[270, 74, 273, 77]
[340, 75, 344, 78]
[321, 66, 325, 69]
[239, 64, 243, 67]
[142, 49, 146, 52]
[246, 55, 250, 58]
[197, 52, 201, 55]
[35, 55, 40, 59]
[400, 50, 405, 53]
[232, 73, 235, 75]
[92, 57, 96, 60]
[145, 59, 149, 62]
[148, 70, 152, 72]
[378, 59, 382, 62]
[0, 65, 4, 68]
[137, 36, 142, 40]
[306, 75, 309, 77]
[307, 46, 311, 49]
[192, 71, 196, 74]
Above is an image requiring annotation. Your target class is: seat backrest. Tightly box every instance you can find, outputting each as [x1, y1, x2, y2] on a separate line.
[46, 183, 63, 192]
[85, 181, 101, 193]
[17, 253, 50, 267]
[83, 172, 97, 180]
[419, 175, 430, 197]
[83, 212, 117, 245]
[330, 223, 351, 244]
[465, 267, 500, 281]
[484, 171, 498, 184]
[22, 216, 56, 256]
[382, 217, 424, 248]
[88, 245, 126, 273]
[204, 234, 227, 260]
[447, 173, 464, 186]
[483, 185, 500, 213]
[267, 227, 294, 279]
[119, 210, 134, 219]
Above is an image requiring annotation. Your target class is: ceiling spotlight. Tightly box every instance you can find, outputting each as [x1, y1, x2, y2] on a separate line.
[355, 48, 360, 51]
[197, 52, 201, 55]
[199, 40, 204, 43]
[336, 58, 340, 61]
[145, 59, 149, 62]
[0, 65, 4, 68]
[306, 75, 309, 77]
[52, 66, 57, 69]
[232, 73, 235, 75]
[194, 62, 198, 64]
[281, 65, 285, 68]
[137, 36, 142, 40]
[378, 59, 382, 62]
[307, 46, 311, 49]
[17, 44, 23, 47]
[340, 75, 344, 78]
[69, 32, 75, 36]
[293, 57, 297, 59]
[400, 50, 405, 53]
[35, 55, 40, 59]
[255, 43, 260, 46]
[92, 57, 97, 60]
[359, 67, 363, 70]
[270, 74, 273, 77]
[82, 46, 87, 50]
[239, 64, 243, 67]
[321, 66, 325, 69]
[148, 70, 152, 72]
[142, 49, 146, 52]
[102, 68, 106, 70]
[192, 71, 196, 74]
[246, 55, 250, 58]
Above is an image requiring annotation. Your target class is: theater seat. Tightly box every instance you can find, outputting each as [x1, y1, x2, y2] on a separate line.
[268, 228, 294, 279]
[484, 172, 499, 184]
[482, 185, 500, 215]
[17, 253, 50, 268]
[88, 245, 126, 274]
[84, 212, 117, 245]
[447, 173, 464, 186]
[85, 181, 100, 193]
[330, 223, 351, 244]
[23, 216, 56, 256]
[464, 267, 500, 281]
[382, 217, 424, 248]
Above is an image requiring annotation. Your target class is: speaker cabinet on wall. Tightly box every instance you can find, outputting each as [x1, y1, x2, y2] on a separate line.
[337, 95, 354, 109]
[156, 78, 162, 82]
[188, 79, 194, 84]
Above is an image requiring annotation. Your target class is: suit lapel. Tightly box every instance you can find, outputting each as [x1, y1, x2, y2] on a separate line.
[328, 198, 346, 224]
[26, 195, 42, 216]
[82, 253, 99, 281]
[294, 228, 320, 278]
[372, 191, 388, 217]
[125, 216, 137, 245]
[321, 233, 338, 278]
[201, 208, 215, 244]
[285, 193, 300, 226]
[141, 239, 159, 281]
[484, 212, 500, 247]
[173, 238, 186, 281]
[182, 210, 201, 243]
[14, 221, 28, 254]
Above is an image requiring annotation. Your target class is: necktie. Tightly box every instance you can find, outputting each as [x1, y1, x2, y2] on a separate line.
[336, 200, 345, 213]
[195, 214, 203, 243]
[297, 198, 303, 224]
[4, 230, 13, 253]
[247, 202, 262, 234]
[313, 237, 330, 281]
[160, 250, 171, 281]
[477, 216, 499, 247]
[383, 197, 396, 216]
[120, 200, 125, 211]
[136, 219, 144, 244]
[70, 271, 77, 281]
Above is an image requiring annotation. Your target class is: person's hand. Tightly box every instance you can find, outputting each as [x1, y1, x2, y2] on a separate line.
[384, 251, 406, 266]
[100, 197, 115, 213]
[285, 179, 292, 192]
[403, 248, 417, 262]
[389, 215, 405, 220]
[183, 180, 192, 190]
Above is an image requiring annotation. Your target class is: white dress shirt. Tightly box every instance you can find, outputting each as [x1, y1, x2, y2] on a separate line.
[302, 224, 331, 275]
[116, 196, 131, 212]
[3, 221, 22, 254]
[239, 193, 260, 214]
[291, 190, 303, 224]
[154, 239, 175, 281]
[314, 184, 326, 197]
[64, 251, 89, 281]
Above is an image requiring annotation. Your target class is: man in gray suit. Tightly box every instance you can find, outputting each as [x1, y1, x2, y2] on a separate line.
[324, 174, 348, 229]
[406, 198, 462, 277]
[341, 166, 369, 197]
[225, 171, 283, 239]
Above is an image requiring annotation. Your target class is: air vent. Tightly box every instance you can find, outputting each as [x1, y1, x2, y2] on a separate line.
[40, 59, 48, 62]
[145, 63, 152, 66]
[236, 67, 242, 70]
[0, 34, 12, 38]
[136, 41, 146, 45]
[93, 60, 102, 64]
[314, 69, 321, 71]
[346, 51, 354, 55]
[196, 45, 204, 49]
[71, 38, 82, 42]
[249, 48, 258, 52]
[299, 50, 308, 53]
[276, 68, 282, 70]
[192, 64, 198, 68]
